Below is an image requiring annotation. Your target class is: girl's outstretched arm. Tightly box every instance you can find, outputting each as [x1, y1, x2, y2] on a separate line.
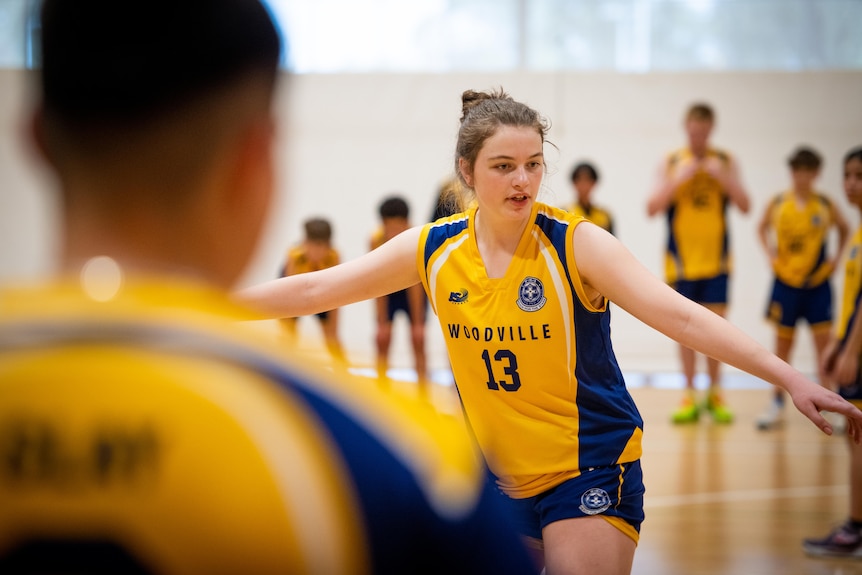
[237, 226, 423, 318]
[572, 222, 862, 441]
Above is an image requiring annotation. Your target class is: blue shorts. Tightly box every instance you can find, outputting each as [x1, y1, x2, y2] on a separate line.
[385, 290, 410, 322]
[385, 289, 426, 323]
[673, 274, 728, 305]
[766, 278, 832, 332]
[500, 461, 645, 542]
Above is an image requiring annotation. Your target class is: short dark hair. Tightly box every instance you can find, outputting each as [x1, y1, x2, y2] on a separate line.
[570, 162, 599, 183]
[685, 102, 715, 122]
[40, 0, 281, 131]
[788, 147, 822, 170]
[304, 218, 332, 242]
[379, 196, 409, 219]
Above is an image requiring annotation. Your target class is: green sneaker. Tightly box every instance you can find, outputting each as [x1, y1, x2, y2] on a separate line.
[671, 396, 700, 424]
[705, 392, 734, 424]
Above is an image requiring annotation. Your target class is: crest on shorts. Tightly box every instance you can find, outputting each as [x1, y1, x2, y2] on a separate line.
[516, 276, 546, 312]
[579, 488, 611, 515]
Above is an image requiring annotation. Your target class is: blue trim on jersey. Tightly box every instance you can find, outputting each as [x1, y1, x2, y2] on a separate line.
[571, 299, 643, 464]
[422, 217, 470, 283]
[535, 211, 643, 466]
[535, 210, 576, 289]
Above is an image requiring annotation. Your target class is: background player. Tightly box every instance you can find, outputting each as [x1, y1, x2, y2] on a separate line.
[240, 88, 862, 575]
[566, 161, 614, 235]
[279, 217, 346, 364]
[647, 102, 751, 424]
[803, 146, 862, 559]
[0, 3, 537, 573]
[757, 146, 849, 430]
[370, 195, 428, 392]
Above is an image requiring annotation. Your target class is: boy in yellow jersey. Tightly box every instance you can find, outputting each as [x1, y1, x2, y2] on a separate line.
[279, 217, 346, 363]
[757, 147, 849, 430]
[0, 3, 536, 574]
[647, 102, 751, 424]
[370, 196, 428, 391]
[803, 146, 862, 558]
[566, 161, 614, 235]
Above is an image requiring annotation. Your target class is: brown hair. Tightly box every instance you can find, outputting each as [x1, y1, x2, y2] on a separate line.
[453, 88, 551, 204]
[788, 146, 822, 170]
[685, 102, 715, 122]
[304, 218, 332, 242]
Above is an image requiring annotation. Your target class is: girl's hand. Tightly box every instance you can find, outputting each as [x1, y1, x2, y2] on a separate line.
[787, 378, 862, 443]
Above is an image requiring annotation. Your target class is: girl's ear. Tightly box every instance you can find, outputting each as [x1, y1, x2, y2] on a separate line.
[458, 158, 473, 188]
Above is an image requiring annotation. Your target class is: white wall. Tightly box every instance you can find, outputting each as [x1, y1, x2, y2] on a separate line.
[3, 69, 861, 376]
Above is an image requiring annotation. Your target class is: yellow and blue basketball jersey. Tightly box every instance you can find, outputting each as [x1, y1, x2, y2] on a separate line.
[664, 147, 732, 283]
[418, 203, 643, 499]
[769, 190, 834, 288]
[565, 202, 614, 235]
[837, 227, 862, 344]
[0, 277, 534, 574]
[282, 244, 339, 276]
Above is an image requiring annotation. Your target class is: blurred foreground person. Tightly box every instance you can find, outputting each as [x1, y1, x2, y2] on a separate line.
[0, 2, 535, 574]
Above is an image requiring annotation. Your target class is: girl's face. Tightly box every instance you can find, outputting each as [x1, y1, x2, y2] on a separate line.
[845, 157, 862, 208]
[462, 125, 544, 221]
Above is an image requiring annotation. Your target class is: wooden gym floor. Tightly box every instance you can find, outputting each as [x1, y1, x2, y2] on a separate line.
[620, 386, 855, 575]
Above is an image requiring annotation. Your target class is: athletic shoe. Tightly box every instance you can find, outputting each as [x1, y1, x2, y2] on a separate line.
[671, 395, 700, 424]
[803, 521, 862, 559]
[704, 391, 733, 424]
[756, 401, 784, 430]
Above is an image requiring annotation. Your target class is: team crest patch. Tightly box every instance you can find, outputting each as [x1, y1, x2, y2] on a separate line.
[516, 276, 546, 312]
[579, 488, 611, 516]
[449, 288, 468, 304]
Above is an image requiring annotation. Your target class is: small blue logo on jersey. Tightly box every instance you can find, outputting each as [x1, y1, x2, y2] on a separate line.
[449, 288, 468, 304]
[517, 276, 546, 312]
[579, 488, 611, 515]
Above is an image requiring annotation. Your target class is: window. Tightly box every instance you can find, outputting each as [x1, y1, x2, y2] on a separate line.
[4, 0, 861, 72]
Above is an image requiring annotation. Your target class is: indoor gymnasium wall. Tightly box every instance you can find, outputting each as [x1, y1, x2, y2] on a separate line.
[3, 69, 861, 376]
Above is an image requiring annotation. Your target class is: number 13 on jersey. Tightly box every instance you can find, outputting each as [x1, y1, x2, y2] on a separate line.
[481, 349, 522, 391]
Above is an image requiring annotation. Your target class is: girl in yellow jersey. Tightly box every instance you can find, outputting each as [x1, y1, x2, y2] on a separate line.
[803, 146, 862, 559]
[240, 90, 862, 575]
[757, 147, 849, 430]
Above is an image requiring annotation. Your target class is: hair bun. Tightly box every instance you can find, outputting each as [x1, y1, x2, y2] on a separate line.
[460, 88, 510, 122]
